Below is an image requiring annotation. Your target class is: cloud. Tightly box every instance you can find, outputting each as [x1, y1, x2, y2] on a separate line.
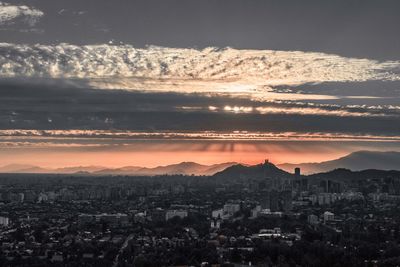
[58, 9, 87, 16]
[272, 81, 400, 98]
[1, 44, 399, 122]
[1, 129, 400, 143]
[0, 44, 399, 86]
[0, 2, 43, 26]
[1, 45, 399, 139]
[0, 79, 399, 136]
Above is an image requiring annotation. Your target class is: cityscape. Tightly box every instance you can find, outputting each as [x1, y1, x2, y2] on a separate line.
[1, 0, 400, 266]
[1, 160, 400, 266]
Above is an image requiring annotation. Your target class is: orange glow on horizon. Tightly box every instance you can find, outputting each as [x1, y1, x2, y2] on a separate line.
[1, 131, 399, 169]
[0, 142, 390, 169]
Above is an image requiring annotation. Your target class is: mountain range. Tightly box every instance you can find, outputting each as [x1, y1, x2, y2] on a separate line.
[0, 162, 237, 176]
[278, 151, 400, 174]
[1, 151, 399, 176]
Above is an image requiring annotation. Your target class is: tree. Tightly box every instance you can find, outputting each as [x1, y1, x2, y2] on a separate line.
[133, 254, 149, 267]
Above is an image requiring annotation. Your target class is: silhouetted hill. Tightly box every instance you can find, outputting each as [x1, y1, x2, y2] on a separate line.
[308, 168, 400, 181]
[56, 166, 106, 174]
[214, 161, 291, 180]
[213, 161, 400, 184]
[0, 164, 50, 173]
[279, 151, 400, 174]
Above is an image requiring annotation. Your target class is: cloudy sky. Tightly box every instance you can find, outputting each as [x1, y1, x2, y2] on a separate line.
[0, 0, 400, 168]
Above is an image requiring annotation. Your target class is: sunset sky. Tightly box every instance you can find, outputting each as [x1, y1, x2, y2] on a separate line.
[1, 0, 400, 168]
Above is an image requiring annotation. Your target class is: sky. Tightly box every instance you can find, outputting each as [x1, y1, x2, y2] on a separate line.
[0, 0, 400, 168]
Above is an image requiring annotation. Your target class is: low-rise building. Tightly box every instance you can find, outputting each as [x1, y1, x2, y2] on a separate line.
[323, 211, 334, 223]
[166, 210, 188, 221]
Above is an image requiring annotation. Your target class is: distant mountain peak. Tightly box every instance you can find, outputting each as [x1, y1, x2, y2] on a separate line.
[278, 150, 400, 174]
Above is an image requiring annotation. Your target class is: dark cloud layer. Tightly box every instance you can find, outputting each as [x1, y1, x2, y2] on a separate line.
[272, 81, 400, 106]
[0, 79, 399, 136]
[274, 81, 400, 98]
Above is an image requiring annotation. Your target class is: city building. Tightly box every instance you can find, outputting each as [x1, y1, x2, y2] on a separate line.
[0, 216, 9, 227]
[323, 211, 335, 223]
[308, 214, 319, 225]
[223, 203, 240, 216]
[166, 210, 188, 221]
[211, 208, 223, 219]
[295, 167, 301, 177]
[78, 213, 129, 227]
